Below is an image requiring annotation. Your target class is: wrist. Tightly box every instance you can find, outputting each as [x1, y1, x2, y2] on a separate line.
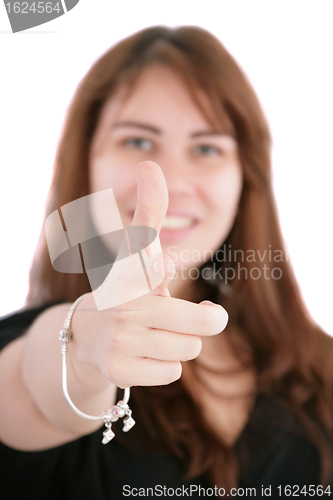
[68, 293, 110, 392]
[59, 293, 135, 444]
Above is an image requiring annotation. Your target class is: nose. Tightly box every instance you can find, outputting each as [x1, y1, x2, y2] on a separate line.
[156, 153, 197, 198]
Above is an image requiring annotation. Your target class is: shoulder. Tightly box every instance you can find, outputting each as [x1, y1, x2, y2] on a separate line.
[0, 300, 66, 350]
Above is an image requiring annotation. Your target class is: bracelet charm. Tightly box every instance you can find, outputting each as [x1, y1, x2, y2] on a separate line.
[102, 422, 115, 444]
[100, 400, 136, 444]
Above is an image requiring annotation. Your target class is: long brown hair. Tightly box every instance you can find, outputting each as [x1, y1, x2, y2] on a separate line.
[26, 26, 333, 490]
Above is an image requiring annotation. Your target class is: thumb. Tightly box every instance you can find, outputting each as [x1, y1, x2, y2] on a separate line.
[130, 161, 168, 237]
[129, 161, 170, 296]
[144, 252, 176, 298]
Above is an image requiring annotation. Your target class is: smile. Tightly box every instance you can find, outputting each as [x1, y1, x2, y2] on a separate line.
[161, 215, 196, 230]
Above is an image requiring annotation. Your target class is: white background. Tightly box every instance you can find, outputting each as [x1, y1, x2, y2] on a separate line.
[0, 1, 332, 335]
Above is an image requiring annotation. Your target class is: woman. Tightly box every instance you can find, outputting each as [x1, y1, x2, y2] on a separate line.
[0, 25, 332, 498]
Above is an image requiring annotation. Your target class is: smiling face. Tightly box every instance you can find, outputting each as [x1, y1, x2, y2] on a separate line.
[89, 65, 243, 292]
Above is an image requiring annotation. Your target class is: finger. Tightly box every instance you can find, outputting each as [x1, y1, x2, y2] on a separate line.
[126, 328, 202, 362]
[199, 300, 229, 331]
[121, 358, 182, 387]
[141, 295, 229, 336]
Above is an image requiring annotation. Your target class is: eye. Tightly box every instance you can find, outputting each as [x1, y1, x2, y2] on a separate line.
[192, 145, 221, 157]
[123, 138, 153, 151]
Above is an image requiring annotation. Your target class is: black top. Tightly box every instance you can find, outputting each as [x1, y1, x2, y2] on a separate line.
[0, 302, 332, 499]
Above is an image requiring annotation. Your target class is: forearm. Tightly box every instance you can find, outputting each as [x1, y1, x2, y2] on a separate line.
[0, 294, 117, 450]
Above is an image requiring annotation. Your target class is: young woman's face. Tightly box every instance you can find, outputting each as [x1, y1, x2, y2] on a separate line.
[89, 65, 242, 273]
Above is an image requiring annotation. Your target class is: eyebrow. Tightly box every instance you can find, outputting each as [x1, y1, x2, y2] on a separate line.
[111, 121, 230, 138]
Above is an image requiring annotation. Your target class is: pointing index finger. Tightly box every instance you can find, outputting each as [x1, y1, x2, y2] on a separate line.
[142, 296, 229, 336]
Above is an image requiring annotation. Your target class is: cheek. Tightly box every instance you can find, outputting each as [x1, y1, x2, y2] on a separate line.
[89, 156, 137, 204]
[203, 166, 243, 220]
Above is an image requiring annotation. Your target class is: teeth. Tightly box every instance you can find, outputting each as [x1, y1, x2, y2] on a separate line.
[162, 215, 194, 230]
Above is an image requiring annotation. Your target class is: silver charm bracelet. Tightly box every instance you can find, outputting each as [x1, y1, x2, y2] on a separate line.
[59, 293, 135, 444]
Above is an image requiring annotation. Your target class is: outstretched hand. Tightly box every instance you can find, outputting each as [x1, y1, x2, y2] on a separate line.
[87, 161, 228, 388]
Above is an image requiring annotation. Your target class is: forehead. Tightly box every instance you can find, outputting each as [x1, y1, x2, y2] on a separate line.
[91, 65, 235, 153]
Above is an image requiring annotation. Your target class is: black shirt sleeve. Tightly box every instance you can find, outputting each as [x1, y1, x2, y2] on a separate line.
[0, 300, 66, 351]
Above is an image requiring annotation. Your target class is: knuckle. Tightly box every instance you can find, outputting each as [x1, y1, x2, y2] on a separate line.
[108, 328, 123, 352]
[110, 307, 132, 324]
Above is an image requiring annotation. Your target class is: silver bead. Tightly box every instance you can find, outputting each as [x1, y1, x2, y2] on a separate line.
[109, 405, 125, 422]
[116, 400, 129, 411]
[59, 328, 72, 343]
[115, 405, 126, 418]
